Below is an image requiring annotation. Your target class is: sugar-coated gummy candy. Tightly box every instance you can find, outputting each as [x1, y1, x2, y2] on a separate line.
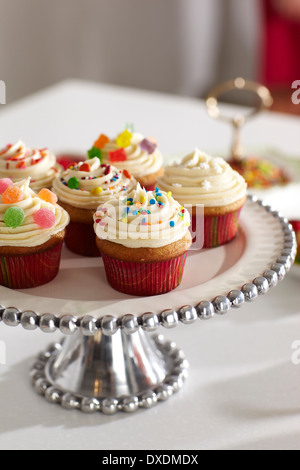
[4, 207, 25, 228]
[123, 169, 131, 179]
[88, 146, 102, 161]
[94, 134, 109, 150]
[79, 162, 91, 172]
[33, 208, 56, 229]
[140, 138, 157, 154]
[38, 188, 58, 205]
[2, 186, 23, 204]
[0, 178, 14, 195]
[67, 177, 79, 189]
[90, 187, 103, 196]
[116, 130, 132, 148]
[109, 148, 127, 162]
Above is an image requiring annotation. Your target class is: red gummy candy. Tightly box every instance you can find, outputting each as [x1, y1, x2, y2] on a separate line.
[80, 162, 91, 172]
[109, 148, 127, 162]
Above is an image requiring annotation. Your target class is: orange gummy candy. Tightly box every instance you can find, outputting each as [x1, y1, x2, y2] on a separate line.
[2, 186, 23, 204]
[94, 134, 109, 150]
[38, 188, 58, 205]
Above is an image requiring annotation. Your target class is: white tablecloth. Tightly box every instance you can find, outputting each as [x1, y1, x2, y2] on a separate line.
[0, 80, 300, 450]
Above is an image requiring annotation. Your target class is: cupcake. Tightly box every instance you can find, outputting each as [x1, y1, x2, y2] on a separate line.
[52, 157, 137, 257]
[0, 140, 61, 192]
[0, 178, 69, 289]
[89, 129, 164, 191]
[157, 149, 247, 248]
[93, 184, 192, 296]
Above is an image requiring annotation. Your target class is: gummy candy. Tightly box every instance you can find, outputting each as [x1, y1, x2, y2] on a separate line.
[123, 169, 131, 179]
[79, 162, 91, 172]
[109, 149, 127, 162]
[116, 129, 132, 148]
[88, 146, 102, 161]
[140, 138, 157, 154]
[38, 188, 58, 205]
[67, 177, 79, 189]
[4, 207, 25, 228]
[94, 134, 109, 150]
[33, 208, 56, 229]
[90, 187, 103, 196]
[104, 165, 111, 176]
[0, 178, 13, 195]
[16, 161, 26, 169]
[2, 186, 23, 204]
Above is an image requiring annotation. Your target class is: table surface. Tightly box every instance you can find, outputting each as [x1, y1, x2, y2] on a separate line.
[0, 80, 300, 451]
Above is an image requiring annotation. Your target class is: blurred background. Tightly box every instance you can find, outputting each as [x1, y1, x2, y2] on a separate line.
[0, 0, 299, 113]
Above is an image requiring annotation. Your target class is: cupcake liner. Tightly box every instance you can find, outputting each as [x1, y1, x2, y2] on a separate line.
[0, 242, 63, 289]
[65, 220, 100, 257]
[100, 252, 188, 296]
[192, 208, 243, 248]
[144, 183, 156, 192]
[290, 220, 300, 265]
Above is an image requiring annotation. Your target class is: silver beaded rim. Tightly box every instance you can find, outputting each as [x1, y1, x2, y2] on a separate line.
[30, 335, 189, 414]
[0, 196, 297, 335]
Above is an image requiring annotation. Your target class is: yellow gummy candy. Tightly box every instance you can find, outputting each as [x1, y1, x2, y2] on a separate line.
[90, 187, 103, 195]
[116, 129, 133, 148]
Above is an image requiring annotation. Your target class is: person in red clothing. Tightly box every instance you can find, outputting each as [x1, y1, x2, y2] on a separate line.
[262, 0, 300, 113]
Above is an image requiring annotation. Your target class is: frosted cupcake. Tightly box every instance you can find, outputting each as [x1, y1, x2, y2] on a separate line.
[0, 178, 69, 289]
[52, 157, 137, 257]
[0, 141, 61, 192]
[158, 149, 247, 248]
[94, 184, 192, 296]
[89, 130, 164, 191]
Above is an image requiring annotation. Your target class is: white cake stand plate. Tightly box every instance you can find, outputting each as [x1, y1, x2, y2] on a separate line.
[0, 196, 297, 414]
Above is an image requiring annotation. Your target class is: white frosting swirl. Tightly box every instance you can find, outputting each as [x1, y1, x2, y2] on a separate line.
[0, 179, 70, 247]
[0, 140, 60, 191]
[52, 158, 137, 209]
[101, 132, 163, 177]
[158, 149, 247, 206]
[94, 184, 191, 248]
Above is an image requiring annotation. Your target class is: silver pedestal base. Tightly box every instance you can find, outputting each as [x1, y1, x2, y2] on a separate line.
[30, 330, 189, 414]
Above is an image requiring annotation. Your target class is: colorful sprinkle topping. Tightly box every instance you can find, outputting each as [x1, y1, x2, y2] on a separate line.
[33, 208, 56, 229]
[0, 178, 13, 195]
[38, 188, 58, 205]
[2, 186, 23, 204]
[4, 207, 25, 228]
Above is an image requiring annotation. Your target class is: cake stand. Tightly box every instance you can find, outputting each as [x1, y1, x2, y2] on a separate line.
[0, 196, 296, 414]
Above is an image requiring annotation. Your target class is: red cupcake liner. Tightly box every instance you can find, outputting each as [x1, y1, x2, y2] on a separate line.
[192, 208, 242, 248]
[144, 184, 156, 192]
[290, 220, 300, 264]
[65, 220, 100, 257]
[0, 242, 64, 289]
[100, 252, 188, 296]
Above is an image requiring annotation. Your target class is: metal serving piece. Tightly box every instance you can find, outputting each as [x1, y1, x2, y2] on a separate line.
[0, 196, 297, 413]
